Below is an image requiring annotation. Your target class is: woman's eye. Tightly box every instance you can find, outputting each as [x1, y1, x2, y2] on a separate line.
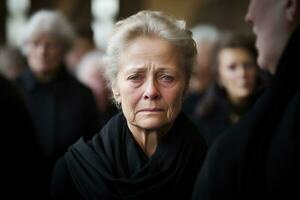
[228, 64, 237, 71]
[32, 41, 40, 47]
[160, 75, 175, 82]
[127, 74, 141, 81]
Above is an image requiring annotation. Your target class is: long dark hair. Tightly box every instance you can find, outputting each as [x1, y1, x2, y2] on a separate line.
[195, 31, 265, 118]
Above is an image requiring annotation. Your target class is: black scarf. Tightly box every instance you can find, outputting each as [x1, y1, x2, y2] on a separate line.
[65, 112, 207, 200]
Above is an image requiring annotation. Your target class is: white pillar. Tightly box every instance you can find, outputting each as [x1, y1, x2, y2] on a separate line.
[6, 0, 30, 46]
[91, 0, 119, 50]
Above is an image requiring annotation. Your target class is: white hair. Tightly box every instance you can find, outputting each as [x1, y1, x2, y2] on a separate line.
[20, 10, 75, 55]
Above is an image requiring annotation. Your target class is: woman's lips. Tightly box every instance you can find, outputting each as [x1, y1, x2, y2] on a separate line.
[138, 108, 164, 112]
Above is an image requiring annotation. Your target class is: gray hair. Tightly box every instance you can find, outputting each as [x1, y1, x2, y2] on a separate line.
[20, 10, 75, 55]
[104, 10, 197, 92]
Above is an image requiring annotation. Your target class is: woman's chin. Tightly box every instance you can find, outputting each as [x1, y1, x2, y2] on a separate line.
[135, 116, 172, 131]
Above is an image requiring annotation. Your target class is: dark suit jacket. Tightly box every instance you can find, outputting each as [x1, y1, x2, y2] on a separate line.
[16, 67, 100, 194]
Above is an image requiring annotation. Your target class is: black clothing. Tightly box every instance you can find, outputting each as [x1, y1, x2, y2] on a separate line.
[51, 112, 207, 200]
[191, 26, 300, 199]
[98, 102, 119, 128]
[195, 84, 263, 147]
[0, 75, 45, 198]
[182, 92, 204, 121]
[16, 67, 100, 194]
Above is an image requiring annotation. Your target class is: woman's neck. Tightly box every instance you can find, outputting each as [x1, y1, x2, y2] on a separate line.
[128, 123, 171, 157]
[228, 95, 252, 123]
[228, 95, 249, 109]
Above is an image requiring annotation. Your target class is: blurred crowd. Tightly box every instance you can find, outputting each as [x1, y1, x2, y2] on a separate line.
[0, 9, 269, 199]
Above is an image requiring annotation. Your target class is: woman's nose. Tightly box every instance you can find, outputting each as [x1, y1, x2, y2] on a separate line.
[36, 43, 47, 55]
[238, 66, 247, 77]
[143, 78, 161, 100]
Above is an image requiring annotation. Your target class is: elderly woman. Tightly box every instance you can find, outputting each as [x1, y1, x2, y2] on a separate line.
[51, 10, 207, 200]
[16, 10, 100, 197]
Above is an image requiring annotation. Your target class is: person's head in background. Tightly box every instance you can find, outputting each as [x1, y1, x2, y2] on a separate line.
[76, 51, 111, 113]
[189, 25, 220, 94]
[66, 25, 97, 74]
[212, 32, 260, 109]
[20, 10, 75, 82]
[0, 45, 27, 80]
[245, 0, 300, 74]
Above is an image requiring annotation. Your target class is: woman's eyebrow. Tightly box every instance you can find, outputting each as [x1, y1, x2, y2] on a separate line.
[123, 64, 177, 74]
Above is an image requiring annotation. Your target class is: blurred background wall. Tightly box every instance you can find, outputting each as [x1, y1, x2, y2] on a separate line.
[0, 0, 252, 49]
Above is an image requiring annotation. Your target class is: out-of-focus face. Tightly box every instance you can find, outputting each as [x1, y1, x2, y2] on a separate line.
[26, 33, 65, 79]
[78, 61, 109, 111]
[80, 64, 107, 97]
[65, 37, 94, 72]
[190, 41, 212, 92]
[218, 48, 257, 103]
[115, 36, 186, 132]
[245, 0, 287, 74]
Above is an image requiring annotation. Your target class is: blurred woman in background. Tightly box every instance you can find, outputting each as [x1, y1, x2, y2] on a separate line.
[194, 32, 268, 147]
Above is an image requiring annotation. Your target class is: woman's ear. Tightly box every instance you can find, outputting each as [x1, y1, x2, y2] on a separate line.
[112, 86, 121, 104]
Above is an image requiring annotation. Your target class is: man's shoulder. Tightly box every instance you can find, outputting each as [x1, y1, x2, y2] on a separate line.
[278, 88, 300, 126]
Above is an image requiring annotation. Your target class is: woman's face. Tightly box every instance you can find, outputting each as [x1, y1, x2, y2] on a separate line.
[218, 48, 257, 102]
[78, 62, 109, 111]
[114, 36, 186, 131]
[26, 33, 64, 78]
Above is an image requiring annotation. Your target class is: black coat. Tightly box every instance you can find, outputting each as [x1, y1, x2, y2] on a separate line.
[194, 84, 263, 147]
[182, 92, 204, 120]
[16, 67, 100, 193]
[0, 75, 45, 198]
[51, 112, 207, 200]
[191, 26, 300, 199]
